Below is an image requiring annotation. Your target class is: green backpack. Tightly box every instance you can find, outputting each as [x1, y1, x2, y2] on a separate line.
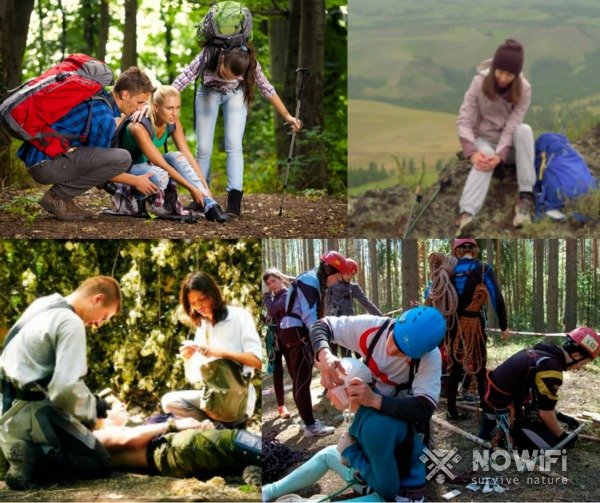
[196, 1, 253, 49]
[200, 358, 250, 424]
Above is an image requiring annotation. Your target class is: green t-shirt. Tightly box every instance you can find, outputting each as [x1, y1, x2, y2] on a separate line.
[122, 122, 170, 165]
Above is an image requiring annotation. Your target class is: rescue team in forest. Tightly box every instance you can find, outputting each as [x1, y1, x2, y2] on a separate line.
[261, 241, 600, 501]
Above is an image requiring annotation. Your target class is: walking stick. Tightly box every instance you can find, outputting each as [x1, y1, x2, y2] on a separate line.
[404, 176, 452, 237]
[278, 67, 310, 217]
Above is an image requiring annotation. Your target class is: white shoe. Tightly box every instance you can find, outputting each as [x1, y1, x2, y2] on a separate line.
[455, 212, 474, 237]
[303, 420, 335, 438]
[546, 209, 566, 221]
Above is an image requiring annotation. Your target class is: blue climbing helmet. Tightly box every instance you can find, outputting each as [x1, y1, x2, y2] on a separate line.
[392, 306, 446, 358]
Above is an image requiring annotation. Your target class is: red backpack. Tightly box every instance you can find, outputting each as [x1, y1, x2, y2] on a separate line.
[0, 54, 114, 157]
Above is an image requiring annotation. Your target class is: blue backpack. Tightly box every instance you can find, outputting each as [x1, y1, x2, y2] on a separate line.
[534, 133, 597, 217]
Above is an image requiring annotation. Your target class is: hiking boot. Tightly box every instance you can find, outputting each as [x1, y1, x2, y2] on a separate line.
[277, 405, 291, 419]
[226, 189, 243, 216]
[39, 190, 85, 221]
[513, 197, 533, 227]
[455, 212, 474, 237]
[303, 420, 334, 438]
[67, 199, 94, 219]
[446, 410, 472, 422]
[205, 204, 231, 223]
[5, 440, 38, 490]
[184, 201, 203, 213]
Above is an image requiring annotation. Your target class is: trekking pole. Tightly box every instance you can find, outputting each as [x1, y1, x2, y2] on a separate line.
[403, 185, 422, 238]
[278, 67, 310, 217]
[404, 176, 452, 237]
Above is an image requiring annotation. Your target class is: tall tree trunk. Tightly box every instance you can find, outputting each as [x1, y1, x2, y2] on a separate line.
[401, 240, 419, 311]
[563, 240, 578, 331]
[295, 0, 326, 189]
[81, 0, 97, 57]
[58, 2, 68, 60]
[368, 240, 379, 309]
[0, 0, 34, 184]
[97, 0, 110, 61]
[281, 239, 287, 273]
[385, 240, 392, 312]
[269, 14, 288, 161]
[121, 0, 138, 70]
[533, 240, 545, 332]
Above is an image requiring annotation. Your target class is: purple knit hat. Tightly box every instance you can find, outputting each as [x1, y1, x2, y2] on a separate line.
[492, 39, 524, 75]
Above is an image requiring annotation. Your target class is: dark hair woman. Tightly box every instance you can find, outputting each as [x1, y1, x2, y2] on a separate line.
[161, 271, 261, 426]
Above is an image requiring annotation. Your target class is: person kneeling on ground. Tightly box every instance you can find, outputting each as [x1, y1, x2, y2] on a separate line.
[114, 85, 230, 223]
[479, 327, 600, 451]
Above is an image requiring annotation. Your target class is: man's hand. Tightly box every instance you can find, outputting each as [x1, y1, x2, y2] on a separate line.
[130, 104, 150, 123]
[174, 417, 208, 431]
[317, 348, 345, 389]
[346, 377, 382, 410]
[134, 173, 159, 195]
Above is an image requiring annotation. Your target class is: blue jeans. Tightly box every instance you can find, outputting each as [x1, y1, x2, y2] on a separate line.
[129, 151, 216, 210]
[195, 85, 248, 192]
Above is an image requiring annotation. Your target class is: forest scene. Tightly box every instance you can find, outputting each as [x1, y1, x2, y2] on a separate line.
[0, 239, 262, 500]
[261, 238, 600, 502]
[0, 0, 348, 238]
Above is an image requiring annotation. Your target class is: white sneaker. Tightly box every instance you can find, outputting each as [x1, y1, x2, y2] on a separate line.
[303, 420, 335, 438]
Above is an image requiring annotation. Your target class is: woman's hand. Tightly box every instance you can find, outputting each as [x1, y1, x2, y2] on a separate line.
[471, 152, 501, 171]
[180, 342, 198, 359]
[190, 188, 206, 207]
[285, 114, 302, 132]
[196, 344, 221, 358]
[130, 104, 150, 123]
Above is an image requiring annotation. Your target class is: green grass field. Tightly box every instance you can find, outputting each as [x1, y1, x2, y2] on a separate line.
[349, 98, 457, 172]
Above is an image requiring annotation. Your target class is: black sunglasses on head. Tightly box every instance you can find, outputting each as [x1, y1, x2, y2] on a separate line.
[459, 244, 475, 250]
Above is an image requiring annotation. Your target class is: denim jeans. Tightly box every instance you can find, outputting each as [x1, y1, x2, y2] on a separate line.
[195, 85, 248, 192]
[129, 151, 216, 210]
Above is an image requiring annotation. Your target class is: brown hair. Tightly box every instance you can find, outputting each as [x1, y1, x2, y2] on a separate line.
[453, 244, 479, 260]
[180, 272, 227, 325]
[114, 66, 155, 95]
[220, 43, 257, 107]
[482, 68, 522, 105]
[75, 276, 122, 312]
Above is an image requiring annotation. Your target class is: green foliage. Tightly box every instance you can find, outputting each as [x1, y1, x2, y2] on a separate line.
[0, 240, 262, 410]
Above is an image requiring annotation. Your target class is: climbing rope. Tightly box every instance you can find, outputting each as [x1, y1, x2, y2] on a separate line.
[425, 252, 458, 332]
[449, 283, 489, 376]
[262, 430, 308, 483]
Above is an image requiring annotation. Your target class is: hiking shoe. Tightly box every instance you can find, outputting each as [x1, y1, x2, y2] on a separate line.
[5, 440, 38, 490]
[67, 199, 94, 219]
[184, 201, 203, 213]
[205, 204, 231, 223]
[40, 190, 85, 221]
[455, 212, 474, 237]
[277, 405, 291, 419]
[513, 197, 533, 227]
[303, 420, 334, 438]
[226, 189, 243, 216]
[461, 392, 477, 403]
[446, 410, 472, 422]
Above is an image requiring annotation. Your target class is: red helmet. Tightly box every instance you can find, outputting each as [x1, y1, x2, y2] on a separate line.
[452, 238, 477, 255]
[567, 327, 600, 359]
[344, 259, 358, 276]
[320, 251, 347, 273]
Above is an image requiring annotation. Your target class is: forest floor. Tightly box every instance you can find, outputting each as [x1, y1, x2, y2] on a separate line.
[262, 336, 600, 502]
[0, 188, 347, 239]
[348, 123, 600, 238]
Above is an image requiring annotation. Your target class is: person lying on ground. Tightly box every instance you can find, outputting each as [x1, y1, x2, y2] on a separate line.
[93, 415, 261, 479]
[114, 85, 230, 223]
[479, 326, 600, 451]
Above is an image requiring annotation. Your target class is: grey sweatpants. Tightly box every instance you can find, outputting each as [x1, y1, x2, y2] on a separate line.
[27, 147, 131, 200]
[459, 123, 535, 216]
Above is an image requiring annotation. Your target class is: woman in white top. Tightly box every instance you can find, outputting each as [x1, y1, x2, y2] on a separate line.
[161, 271, 262, 426]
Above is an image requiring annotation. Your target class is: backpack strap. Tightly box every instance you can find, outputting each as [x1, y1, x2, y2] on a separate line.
[364, 318, 393, 367]
[394, 358, 421, 395]
[284, 280, 302, 322]
[112, 115, 154, 149]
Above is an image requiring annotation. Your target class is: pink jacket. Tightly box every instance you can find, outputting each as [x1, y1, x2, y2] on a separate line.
[457, 59, 531, 161]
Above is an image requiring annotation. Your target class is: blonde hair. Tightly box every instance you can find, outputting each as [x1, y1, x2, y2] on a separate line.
[150, 85, 180, 130]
